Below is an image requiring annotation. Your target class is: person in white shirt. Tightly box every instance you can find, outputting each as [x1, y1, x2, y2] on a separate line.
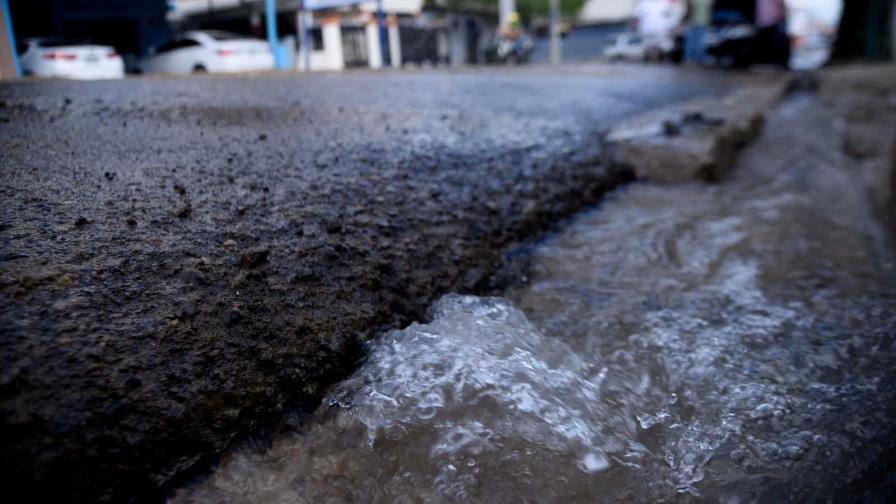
[635, 0, 687, 55]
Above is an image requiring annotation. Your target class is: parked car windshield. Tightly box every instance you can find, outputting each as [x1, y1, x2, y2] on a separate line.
[155, 39, 201, 53]
[36, 37, 89, 47]
[204, 30, 248, 41]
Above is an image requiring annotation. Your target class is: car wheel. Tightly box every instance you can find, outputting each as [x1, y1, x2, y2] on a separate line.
[193, 65, 207, 74]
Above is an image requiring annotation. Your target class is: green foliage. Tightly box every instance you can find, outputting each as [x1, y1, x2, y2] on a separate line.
[425, 0, 588, 23]
[518, 0, 588, 20]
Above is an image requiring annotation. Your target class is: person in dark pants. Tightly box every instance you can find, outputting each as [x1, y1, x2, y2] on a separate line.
[685, 0, 714, 63]
[754, 0, 790, 67]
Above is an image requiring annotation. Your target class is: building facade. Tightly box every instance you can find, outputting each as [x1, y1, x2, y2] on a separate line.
[579, 0, 636, 25]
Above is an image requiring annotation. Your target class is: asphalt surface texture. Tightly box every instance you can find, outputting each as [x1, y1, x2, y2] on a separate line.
[0, 64, 772, 501]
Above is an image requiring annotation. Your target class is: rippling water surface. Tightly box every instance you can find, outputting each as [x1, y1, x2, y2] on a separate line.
[175, 97, 896, 502]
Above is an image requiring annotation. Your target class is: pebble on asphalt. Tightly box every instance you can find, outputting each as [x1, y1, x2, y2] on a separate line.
[240, 249, 269, 269]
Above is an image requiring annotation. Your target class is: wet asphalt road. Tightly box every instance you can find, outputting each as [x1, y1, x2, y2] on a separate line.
[0, 64, 774, 500]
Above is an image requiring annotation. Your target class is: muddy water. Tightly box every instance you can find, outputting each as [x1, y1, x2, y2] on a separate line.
[174, 95, 896, 502]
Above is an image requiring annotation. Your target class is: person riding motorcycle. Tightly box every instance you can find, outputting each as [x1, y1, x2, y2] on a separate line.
[492, 12, 534, 64]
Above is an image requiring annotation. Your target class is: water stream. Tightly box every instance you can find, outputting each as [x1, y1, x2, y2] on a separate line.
[174, 95, 896, 502]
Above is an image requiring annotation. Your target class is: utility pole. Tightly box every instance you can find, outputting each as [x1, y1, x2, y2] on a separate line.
[377, 0, 390, 66]
[548, 0, 561, 64]
[265, 0, 287, 69]
[298, 0, 311, 71]
[499, 0, 516, 29]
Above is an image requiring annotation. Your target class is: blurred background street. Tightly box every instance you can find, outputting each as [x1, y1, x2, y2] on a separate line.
[0, 0, 892, 78]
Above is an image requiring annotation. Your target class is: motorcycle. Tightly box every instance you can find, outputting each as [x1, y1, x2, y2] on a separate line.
[487, 32, 534, 64]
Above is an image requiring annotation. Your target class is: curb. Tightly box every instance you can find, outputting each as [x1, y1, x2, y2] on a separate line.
[601, 79, 791, 183]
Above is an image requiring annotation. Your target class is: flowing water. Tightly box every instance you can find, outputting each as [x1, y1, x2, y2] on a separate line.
[174, 96, 896, 502]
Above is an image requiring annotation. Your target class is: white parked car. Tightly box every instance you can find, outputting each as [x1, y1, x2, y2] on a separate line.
[18, 38, 125, 80]
[604, 33, 646, 61]
[141, 31, 274, 75]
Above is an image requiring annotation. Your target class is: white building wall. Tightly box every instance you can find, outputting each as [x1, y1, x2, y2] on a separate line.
[359, 0, 423, 15]
[365, 19, 383, 68]
[579, 0, 636, 24]
[298, 17, 345, 71]
[321, 20, 345, 70]
[298, 49, 340, 71]
[169, 0, 242, 20]
[388, 17, 402, 68]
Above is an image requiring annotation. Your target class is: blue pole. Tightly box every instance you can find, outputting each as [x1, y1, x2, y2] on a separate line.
[265, 0, 287, 69]
[376, 0, 389, 67]
[299, 0, 310, 71]
[1, 0, 21, 78]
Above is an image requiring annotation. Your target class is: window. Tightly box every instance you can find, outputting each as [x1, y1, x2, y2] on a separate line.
[295, 28, 324, 51]
[155, 40, 178, 54]
[204, 31, 246, 41]
[310, 28, 323, 51]
[156, 39, 201, 53]
[37, 37, 87, 48]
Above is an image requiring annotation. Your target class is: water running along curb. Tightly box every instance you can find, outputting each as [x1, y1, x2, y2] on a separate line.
[0, 69, 783, 501]
[172, 67, 896, 502]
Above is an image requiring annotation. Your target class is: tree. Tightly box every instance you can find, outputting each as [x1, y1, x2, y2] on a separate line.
[425, 0, 588, 25]
[518, 0, 587, 22]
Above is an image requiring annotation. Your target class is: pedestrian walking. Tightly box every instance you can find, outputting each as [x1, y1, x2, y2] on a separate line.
[635, 0, 687, 59]
[755, 0, 790, 66]
[685, 0, 714, 63]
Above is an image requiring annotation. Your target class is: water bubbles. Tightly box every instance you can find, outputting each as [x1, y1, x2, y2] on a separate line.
[578, 451, 610, 474]
[636, 403, 674, 430]
[637, 414, 660, 430]
[750, 403, 779, 420]
[431, 422, 495, 457]
[174, 101, 896, 502]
